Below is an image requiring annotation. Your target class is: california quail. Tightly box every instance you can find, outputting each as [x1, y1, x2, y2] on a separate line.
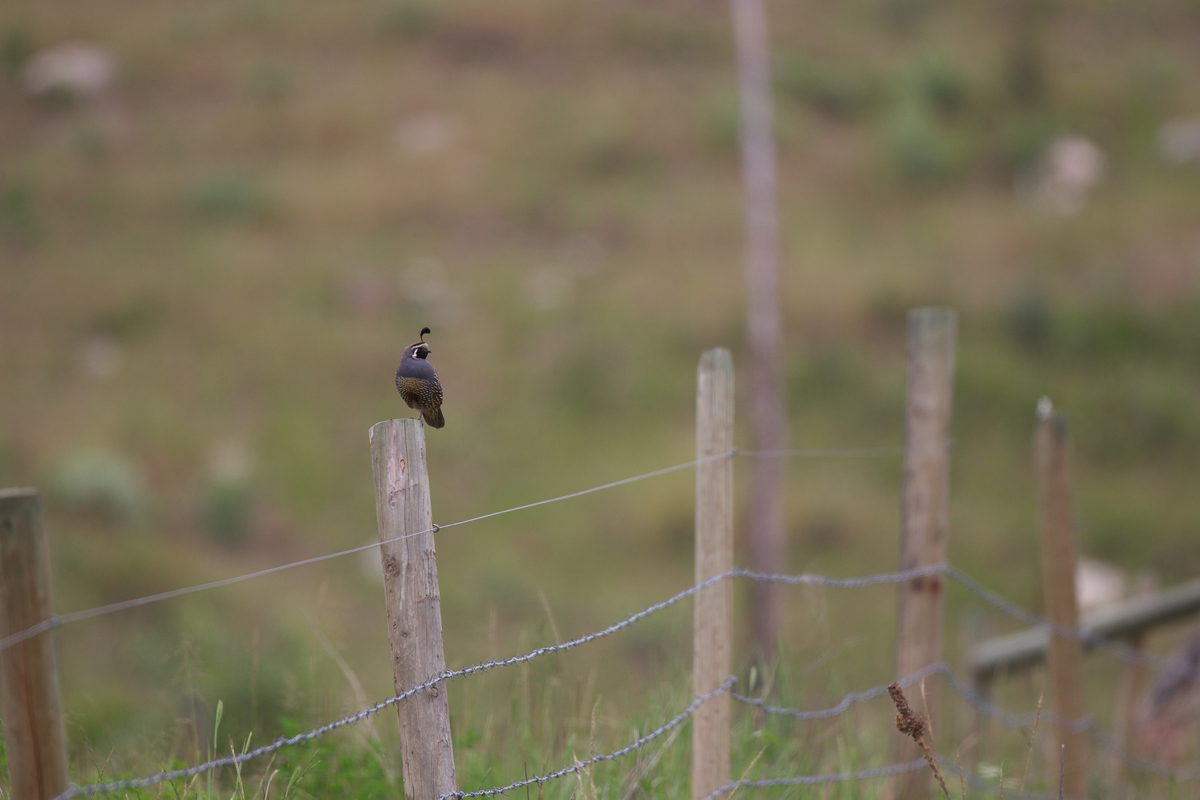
[395, 327, 445, 428]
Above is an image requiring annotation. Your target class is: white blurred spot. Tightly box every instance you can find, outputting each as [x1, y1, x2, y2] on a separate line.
[1036, 395, 1053, 421]
[1076, 558, 1127, 613]
[1019, 136, 1106, 217]
[23, 42, 117, 100]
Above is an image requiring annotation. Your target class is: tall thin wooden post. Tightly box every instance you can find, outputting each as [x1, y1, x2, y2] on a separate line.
[0, 488, 69, 800]
[1035, 399, 1086, 797]
[732, 0, 787, 663]
[370, 420, 457, 800]
[693, 349, 734, 800]
[891, 308, 956, 800]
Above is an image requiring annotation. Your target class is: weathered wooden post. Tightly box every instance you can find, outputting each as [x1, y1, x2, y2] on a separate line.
[1034, 398, 1086, 797]
[0, 488, 69, 800]
[693, 349, 734, 800]
[891, 308, 957, 800]
[370, 420, 457, 800]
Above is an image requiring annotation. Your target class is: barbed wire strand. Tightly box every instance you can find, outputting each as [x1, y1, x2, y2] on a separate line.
[731, 660, 949, 721]
[53, 565, 944, 798]
[442, 677, 735, 799]
[699, 759, 928, 800]
[734, 658, 1200, 783]
[2, 450, 744, 652]
[944, 566, 1166, 669]
[938, 665, 1200, 781]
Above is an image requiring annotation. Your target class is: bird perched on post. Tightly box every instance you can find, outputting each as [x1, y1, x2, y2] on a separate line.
[395, 327, 445, 428]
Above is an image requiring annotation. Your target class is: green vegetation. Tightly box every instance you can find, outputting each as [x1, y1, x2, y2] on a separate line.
[1, 0, 1199, 794]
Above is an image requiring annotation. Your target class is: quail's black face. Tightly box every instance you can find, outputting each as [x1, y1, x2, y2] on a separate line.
[413, 343, 432, 360]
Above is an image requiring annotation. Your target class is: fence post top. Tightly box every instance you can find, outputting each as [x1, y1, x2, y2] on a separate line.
[699, 348, 733, 370]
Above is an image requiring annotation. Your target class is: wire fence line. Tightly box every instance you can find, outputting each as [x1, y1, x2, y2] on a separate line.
[54, 564, 944, 798]
[46, 561, 1197, 798]
[938, 664, 1200, 781]
[2, 444, 913, 652]
[442, 677, 736, 799]
[0, 450, 735, 652]
[943, 565, 1167, 669]
[731, 660, 951, 722]
[736, 657, 1200, 784]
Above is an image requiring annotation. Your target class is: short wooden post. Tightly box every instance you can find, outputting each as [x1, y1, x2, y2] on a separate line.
[370, 420, 457, 800]
[0, 489, 69, 800]
[891, 308, 956, 800]
[693, 349, 733, 800]
[1034, 399, 1086, 797]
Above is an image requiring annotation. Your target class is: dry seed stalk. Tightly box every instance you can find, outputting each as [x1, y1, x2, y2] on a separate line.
[888, 682, 951, 800]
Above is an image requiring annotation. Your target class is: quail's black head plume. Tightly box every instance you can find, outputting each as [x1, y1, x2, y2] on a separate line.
[395, 327, 445, 428]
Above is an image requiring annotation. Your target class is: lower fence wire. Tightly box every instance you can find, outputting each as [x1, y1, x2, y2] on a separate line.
[736, 659, 1200, 787]
[49, 565, 942, 799]
[50, 564, 1195, 800]
[442, 677, 736, 799]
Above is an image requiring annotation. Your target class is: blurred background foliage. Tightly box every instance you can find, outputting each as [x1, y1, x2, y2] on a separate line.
[1, 0, 1199, 784]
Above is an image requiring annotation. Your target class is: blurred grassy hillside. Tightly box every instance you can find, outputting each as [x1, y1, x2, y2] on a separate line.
[2, 0, 1200, 778]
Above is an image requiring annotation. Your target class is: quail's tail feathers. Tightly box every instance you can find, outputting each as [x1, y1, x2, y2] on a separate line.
[424, 407, 445, 429]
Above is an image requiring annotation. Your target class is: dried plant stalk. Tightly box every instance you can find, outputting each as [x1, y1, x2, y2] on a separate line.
[889, 682, 952, 800]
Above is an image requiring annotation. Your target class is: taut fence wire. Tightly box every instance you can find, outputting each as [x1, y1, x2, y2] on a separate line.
[3, 444, 920, 652]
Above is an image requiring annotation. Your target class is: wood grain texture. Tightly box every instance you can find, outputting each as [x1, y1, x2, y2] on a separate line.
[692, 349, 733, 800]
[370, 421, 457, 800]
[1035, 408, 1087, 797]
[891, 308, 956, 800]
[0, 488, 68, 800]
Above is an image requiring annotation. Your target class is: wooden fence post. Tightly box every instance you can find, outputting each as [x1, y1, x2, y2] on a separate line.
[891, 308, 956, 800]
[1034, 399, 1086, 797]
[693, 349, 733, 800]
[370, 420, 457, 800]
[0, 488, 69, 800]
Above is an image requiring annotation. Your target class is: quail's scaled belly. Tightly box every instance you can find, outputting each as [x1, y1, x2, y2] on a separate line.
[396, 376, 436, 409]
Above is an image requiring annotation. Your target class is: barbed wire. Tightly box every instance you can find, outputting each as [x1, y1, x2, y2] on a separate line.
[944, 566, 1166, 669]
[442, 677, 735, 799]
[52, 564, 944, 797]
[699, 759, 928, 800]
[731, 661, 949, 721]
[733, 656, 1200, 784]
[937, 664, 1200, 781]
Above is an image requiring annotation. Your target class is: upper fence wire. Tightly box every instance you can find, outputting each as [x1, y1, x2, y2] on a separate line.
[3, 444, 908, 651]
